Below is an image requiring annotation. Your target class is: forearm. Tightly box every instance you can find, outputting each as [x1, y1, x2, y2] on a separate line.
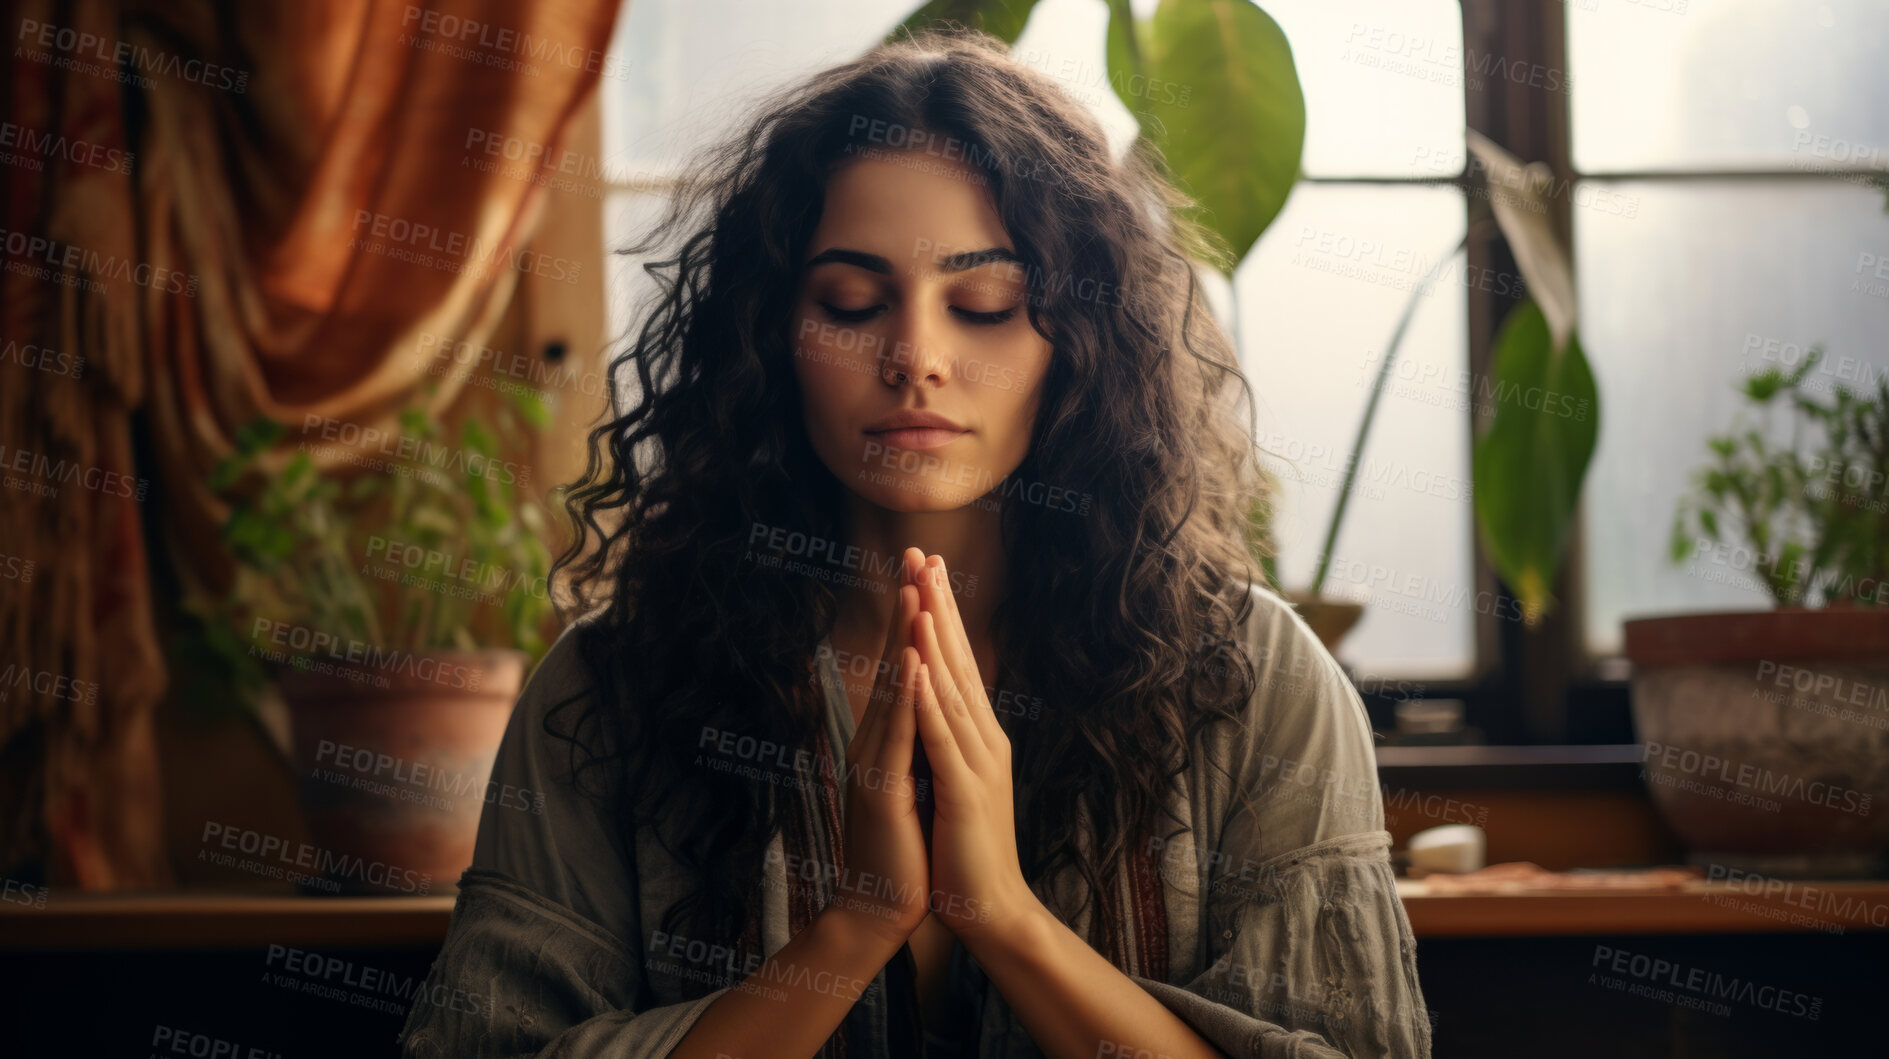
[962, 902, 1224, 1059]
[670, 907, 904, 1059]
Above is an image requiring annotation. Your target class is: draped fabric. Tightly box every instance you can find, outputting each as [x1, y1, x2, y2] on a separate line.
[0, 0, 623, 886]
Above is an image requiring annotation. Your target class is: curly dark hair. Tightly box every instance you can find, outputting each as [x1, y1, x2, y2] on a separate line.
[549, 27, 1270, 974]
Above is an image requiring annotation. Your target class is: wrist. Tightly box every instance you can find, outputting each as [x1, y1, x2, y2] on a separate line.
[952, 885, 1053, 961]
[816, 902, 915, 961]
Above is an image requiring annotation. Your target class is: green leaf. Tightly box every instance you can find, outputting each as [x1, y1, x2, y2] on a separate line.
[462, 418, 497, 457]
[1775, 539, 1808, 599]
[888, 0, 1041, 43]
[279, 451, 314, 499]
[347, 475, 382, 503]
[1472, 300, 1600, 623]
[1109, 0, 1305, 269]
[467, 474, 499, 514]
[1668, 514, 1693, 563]
[399, 408, 432, 439]
[407, 504, 460, 538]
[1105, 0, 1142, 78]
[232, 417, 286, 456]
[509, 385, 552, 431]
[1742, 370, 1786, 402]
[1786, 346, 1824, 387]
[212, 419, 286, 493]
[208, 456, 245, 495]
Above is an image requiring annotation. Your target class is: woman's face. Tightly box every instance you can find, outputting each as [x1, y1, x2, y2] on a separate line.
[790, 151, 1053, 513]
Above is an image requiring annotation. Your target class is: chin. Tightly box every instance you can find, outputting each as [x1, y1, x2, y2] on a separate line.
[840, 462, 990, 513]
[851, 475, 969, 513]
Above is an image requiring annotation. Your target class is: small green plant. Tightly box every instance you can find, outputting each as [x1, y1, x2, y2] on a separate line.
[1243, 491, 1282, 591]
[180, 384, 557, 712]
[1669, 349, 1889, 607]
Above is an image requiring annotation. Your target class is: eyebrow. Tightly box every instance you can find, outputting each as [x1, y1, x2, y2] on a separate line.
[805, 246, 1025, 276]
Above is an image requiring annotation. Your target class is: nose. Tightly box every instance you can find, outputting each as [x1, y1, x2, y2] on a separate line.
[882, 304, 953, 387]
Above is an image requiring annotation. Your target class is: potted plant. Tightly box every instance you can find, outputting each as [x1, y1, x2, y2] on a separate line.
[1625, 349, 1889, 877]
[184, 384, 556, 893]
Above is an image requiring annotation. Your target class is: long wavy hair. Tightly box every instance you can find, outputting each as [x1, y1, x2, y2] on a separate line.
[549, 28, 1269, 973]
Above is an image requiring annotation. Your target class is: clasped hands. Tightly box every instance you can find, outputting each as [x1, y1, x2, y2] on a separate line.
[835, 546, 1039, 950]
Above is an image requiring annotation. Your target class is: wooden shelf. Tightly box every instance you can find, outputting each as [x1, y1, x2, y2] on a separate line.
[4, 880, 1886, 950]
[0, 892, 455, 950]
[1374, 743, 1646, 790]
[1398, 878, 1889, 938]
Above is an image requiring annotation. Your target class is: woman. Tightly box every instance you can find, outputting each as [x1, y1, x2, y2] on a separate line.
[400, 28, 1430, 1059]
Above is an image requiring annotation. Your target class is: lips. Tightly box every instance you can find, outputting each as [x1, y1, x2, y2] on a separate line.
[867, 427, 967, 450]
[863, 409, 968, 450]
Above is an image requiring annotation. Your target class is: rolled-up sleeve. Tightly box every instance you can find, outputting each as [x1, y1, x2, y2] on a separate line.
[399, 869, 729, 1059]
[399, 621, 732, 1058]
[1131, 834, 1431, 1058]
[1126, 586, 1432, 1057]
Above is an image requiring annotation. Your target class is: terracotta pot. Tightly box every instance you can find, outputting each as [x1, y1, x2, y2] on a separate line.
[280, 648, 527, 895]
[1286, 593, 1366, 654]
[1623, 608, 1889, 878]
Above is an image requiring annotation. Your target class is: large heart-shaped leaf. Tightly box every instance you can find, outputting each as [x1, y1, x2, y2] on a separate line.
[1472, 300, 1600, 623]
[1107, 0, 1305, 269]
[890, 0, 1042, 43]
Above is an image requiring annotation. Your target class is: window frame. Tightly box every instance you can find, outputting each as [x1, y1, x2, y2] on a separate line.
[1428, 0, 1889, 745]
[1294, 0, 1598, 744]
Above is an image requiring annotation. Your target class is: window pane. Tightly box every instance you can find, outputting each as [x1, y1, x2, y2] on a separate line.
[1007, 0, 1146, 157]
[1570, 0, 1889, 173]
[1265, 0, 1467, 177]
[600, 0, 910, 176]
[602, 191, 674, 378]
[1577, 178, 1889, 656]
[599, 0, 1467, 180]
[1237, 184, 1473, 677]
[1033, 0, 1468, 176]
[599, 0, 1152, 174]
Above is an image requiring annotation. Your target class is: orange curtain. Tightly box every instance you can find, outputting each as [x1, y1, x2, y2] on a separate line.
[1, 0, 624, 886]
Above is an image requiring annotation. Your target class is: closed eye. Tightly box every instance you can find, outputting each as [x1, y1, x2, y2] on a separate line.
[951, 306, 1017, 326]
[818, 301, 884, 324]
[818, 302, 1017, 326]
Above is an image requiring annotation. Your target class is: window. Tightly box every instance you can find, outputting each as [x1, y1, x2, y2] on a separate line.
[598, 0, 921, 338]
[1236, 0, 1472, 680]
[1568, 0, 1889, 656]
